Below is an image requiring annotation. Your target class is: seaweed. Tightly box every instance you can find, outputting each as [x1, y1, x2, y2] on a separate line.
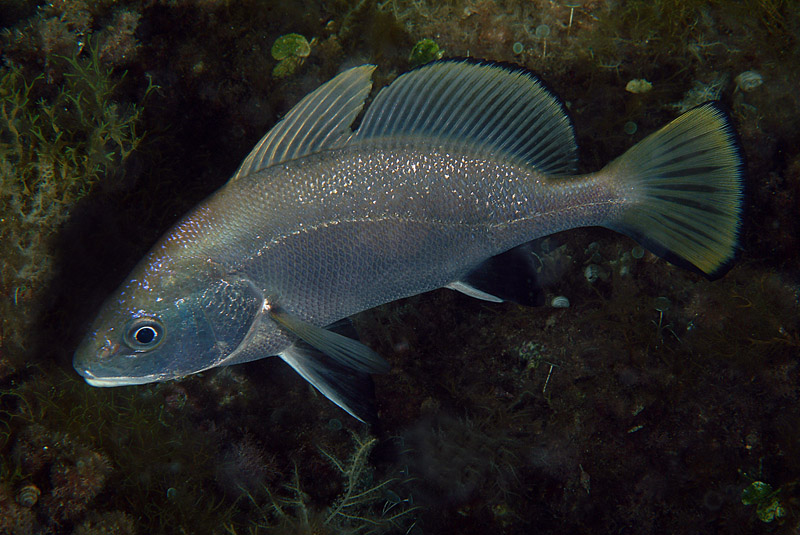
[0, 41, 153, 361]
[242, 431, 419, 535]
[0, 368, 237, 534]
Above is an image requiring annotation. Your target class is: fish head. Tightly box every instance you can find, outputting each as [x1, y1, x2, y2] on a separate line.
[73, 253, 264, 387]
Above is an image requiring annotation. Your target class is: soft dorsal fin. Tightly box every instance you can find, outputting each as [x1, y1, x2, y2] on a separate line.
[353, 59, 578, 175]
[231, 64, 376, 181]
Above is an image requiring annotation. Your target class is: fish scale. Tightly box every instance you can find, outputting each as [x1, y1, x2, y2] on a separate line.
[212, 145, 612, 322]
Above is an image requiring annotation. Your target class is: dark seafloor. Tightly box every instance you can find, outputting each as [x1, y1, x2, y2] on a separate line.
[0, 1, 798, 534]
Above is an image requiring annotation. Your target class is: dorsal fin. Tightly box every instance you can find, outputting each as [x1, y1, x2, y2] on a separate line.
[353, 59, 578, 175]
[231, 64, 376, 181]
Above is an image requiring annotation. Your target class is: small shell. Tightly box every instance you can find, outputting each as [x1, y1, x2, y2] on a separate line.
[584, 264, 600, 284]
[551, 296, 570, 308]
[654, 296, 671, 312]
[534, 24, 551, 39]
[625, 78, 653, 94]
[735, 71, 763, 92]
[16, 484, 40, 507]
[327, 418, 343, 431]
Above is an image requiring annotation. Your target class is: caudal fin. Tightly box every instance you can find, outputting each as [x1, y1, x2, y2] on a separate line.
[605, 102, 745, 278]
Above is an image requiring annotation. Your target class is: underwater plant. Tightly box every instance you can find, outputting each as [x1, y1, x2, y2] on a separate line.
[409, 38, 443, 67]
[271, 33, 312, 79]
[741, 480, 787, 523]
[247, 431, 418, 534]
[0, 43, 152, 359]
[0, 367, 240, 533]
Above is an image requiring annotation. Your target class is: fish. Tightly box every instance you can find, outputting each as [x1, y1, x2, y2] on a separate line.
[73, 59, 744, 422]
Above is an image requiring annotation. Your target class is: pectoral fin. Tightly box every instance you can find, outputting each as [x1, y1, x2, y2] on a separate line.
[270, 308, 390, 374]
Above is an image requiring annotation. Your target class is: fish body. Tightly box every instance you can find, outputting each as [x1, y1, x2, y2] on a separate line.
[74, 60, 744, 421]
[189, 142, 616, 332]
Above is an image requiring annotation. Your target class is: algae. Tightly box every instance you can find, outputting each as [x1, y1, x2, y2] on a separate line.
[0, 43, 152, 361]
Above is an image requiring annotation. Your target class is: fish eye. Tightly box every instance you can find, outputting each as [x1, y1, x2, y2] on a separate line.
[124, 318, 165, 350]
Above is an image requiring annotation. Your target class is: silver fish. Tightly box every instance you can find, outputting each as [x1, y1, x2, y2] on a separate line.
[73, 60, 744, 422]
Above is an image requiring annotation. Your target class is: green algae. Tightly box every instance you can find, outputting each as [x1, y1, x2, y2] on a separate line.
[0, 42, 153, 362]
[271, 34, 311, 79]
[271, 33, 311, 61]
[409, 38, 443, 67]
[741, 481, 786, 523]
[0, 368, 237, 534]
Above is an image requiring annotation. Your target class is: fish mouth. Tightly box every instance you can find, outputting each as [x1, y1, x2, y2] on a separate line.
[73, 332, 158, 387]
[73, 341, 166, 387]
[79, 371, 158, 387]
[76, 367, 162, 387]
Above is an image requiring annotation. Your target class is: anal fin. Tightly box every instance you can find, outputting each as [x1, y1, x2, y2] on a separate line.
[448, 242, 545, 306]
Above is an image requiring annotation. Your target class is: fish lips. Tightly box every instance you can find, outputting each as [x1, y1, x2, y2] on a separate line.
[72, 335, 174, 387]
[77, 370, 163, 387]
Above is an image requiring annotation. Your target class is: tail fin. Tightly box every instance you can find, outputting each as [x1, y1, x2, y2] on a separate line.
[605, 102, 745, 278]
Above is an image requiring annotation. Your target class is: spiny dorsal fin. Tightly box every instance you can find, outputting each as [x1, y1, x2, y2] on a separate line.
[353, 59, 578, 175]
[231, 64, 376, 181]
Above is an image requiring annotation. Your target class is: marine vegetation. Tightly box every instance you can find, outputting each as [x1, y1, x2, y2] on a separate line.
[0, 42, 152, 360]
[0, 368, 238, 534]
[242, 431, 418, 534]
[271, 33, 312, 79]
[741, 480, 787, 523]
[408, 38, 443, 67]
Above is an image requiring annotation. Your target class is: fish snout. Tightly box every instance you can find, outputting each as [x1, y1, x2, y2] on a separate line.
[73, 334, 120, 381]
